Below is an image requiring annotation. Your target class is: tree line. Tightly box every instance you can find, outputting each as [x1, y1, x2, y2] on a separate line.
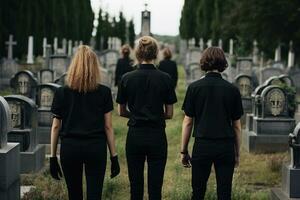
[179, 0, 300, 61]
[95, 9, 136, 51]
[0, 0, 136, 59]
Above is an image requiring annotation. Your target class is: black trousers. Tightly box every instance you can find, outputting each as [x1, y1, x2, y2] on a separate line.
[60, 137, 107, 200]
[191, 139, 235, 200]
[126, 127, 168, 200]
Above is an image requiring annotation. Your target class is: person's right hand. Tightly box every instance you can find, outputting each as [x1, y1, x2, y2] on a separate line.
[50, 157, 63, 180]
[181, 153, 192, 168]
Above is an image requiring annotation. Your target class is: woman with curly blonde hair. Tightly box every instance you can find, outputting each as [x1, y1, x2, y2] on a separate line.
[50, 45, 120, 200]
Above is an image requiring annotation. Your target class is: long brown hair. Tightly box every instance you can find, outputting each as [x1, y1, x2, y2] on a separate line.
[66, 45, 101, 93]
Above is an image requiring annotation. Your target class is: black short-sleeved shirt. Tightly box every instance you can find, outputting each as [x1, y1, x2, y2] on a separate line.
[158, 59, 178, 88]
[115, 57, 134, 86]
[182, 72, 244, 139]
[116, 64, 177, 128]
[51, 84, 113, 138]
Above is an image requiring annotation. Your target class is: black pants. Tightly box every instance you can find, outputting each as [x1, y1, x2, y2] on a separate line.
[191, 139, 235, 200]
[60, 137, 107, 200]
[126, 127, 168, 200]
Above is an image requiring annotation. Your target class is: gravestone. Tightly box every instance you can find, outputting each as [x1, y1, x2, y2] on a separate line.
[0, 96, 20, 200]
[4, 95, 45, 173]
[259, 67, 284, 85]
[38, 69, 55, 84]
[0, 35, 19, 90]
[288, 69, 300, 94]
[235, 74, 253, 115]
[185, 48, 201, 68]
[271, 122, 300, 199]
[54, 73, 67, 86]
[185, 63, 203, 85]
[49, 54, 70, 79]
[99, 50, 119, 69]
[236, 57, 253, 76]
[36, 84, 60, 143]
[243, 85, 295, 153]
[100, 68, 111, 88]
[10, 70, 38, 100]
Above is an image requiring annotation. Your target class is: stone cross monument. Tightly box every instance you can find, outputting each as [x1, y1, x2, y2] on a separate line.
[5, 35, 17, 60]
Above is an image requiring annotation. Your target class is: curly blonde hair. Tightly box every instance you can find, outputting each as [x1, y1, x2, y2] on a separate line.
[66, 45, 101, 93]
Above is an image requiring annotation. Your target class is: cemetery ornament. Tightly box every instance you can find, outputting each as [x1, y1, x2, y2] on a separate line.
[266, 88, 285, 116]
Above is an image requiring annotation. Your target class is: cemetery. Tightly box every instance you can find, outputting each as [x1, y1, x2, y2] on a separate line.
[0, 0, 300, 199]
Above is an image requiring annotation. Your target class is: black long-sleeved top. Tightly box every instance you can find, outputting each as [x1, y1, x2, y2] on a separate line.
[158, 59, 178, 88]
[115, 57, 134, 86]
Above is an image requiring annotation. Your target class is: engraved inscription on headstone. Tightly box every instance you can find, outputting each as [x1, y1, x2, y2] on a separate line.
[10, 71, 38, 99]
[237, 76, 252, 97]
[40, 88, 54, 108]
[17, 73, 30, 95]
[266, 88, 285, 116]
[9, 102, 21, 129]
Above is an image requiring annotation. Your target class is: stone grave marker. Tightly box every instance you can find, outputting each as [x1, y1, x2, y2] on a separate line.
[243, 85, 295, 153]
[185, 48, 201, 66]
[0, 96, 20, 200]
[100, 50, 119, 69]
[100, 68, 111, 88]
[4, 95, 45, 173]
[236, 57, 253, 76]
[36, 83, 60, 143]
[259, 67, 284, 85]
[235, 74, 253, 116]
[185, 63, 203, 85]
[288, 69, 300, 94]
[54, 73, 67, 86]
[49, 54, 70, 79]
[10, 70, 38, 100]
[271, 122, 300, 199]
[38, 69, 55, 84]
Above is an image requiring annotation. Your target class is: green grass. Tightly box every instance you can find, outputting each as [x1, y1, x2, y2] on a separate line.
[21, 66, 287, 199]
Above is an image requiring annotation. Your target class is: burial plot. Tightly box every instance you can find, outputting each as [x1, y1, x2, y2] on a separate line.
[235, 74, 253, 115]
[271, 122, 300, 199]
[243, 85, 295, 153]
[10, 70, 38, 100]
[54, 73, 67, 86]
[4, 95, 45, 173]
[49, 54, 70, 79]
[0, 96, 20, 200]
[38, 69, 55, 84]
[36, 84, 60, 143]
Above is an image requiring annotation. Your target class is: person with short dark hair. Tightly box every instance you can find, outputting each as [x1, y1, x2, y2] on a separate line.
[158, 47, 178, 88]
[181, 47, 243, 200]
[115, 44, 134, 86]
[117, 36, 177, 200]
[50, 45, 120, 200]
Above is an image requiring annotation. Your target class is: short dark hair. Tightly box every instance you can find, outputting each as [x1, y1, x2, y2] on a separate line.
[163, 47, 172, 60]
[200, 47, 228, 72]
[135, 36, 158, 63]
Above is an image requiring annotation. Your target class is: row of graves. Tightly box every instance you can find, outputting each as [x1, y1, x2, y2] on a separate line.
[0, 35, 120, 199]
[183, 39, 300, 199]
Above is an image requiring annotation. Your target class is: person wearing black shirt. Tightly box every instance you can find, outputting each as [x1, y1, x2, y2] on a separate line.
[116, 36, 177, 200]
[50, 45, 120, 200]
[181, 47, 243, 200]
[158, 47, 178, 88]
[115, 44, 134, 86]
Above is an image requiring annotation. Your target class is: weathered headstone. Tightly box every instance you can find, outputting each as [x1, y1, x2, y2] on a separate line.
[5, 35, 17, 60]
[243, 85, 295, 153]
[26, 36, 34, 64]
[236, 57, 253, 76]
[38, 69, 55, 84]
[288, 41, 295, 68]
[259, 67, 284, 85]
[235, 74, 253, 116]
[49, 54, 70, 78]
[0, 96, 20, 200]
[186, 63, 204, 85]
[42, 38, 47, 58]
[10, 70, 38, 100]
[4, 95, 45, 173]
[99, 50, 119, 69]
[100, 68, 110, 88]
[36, 84, 60, 143]
[271, 122, 300, 199]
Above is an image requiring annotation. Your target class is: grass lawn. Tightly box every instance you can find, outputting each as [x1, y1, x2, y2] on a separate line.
[21, 66, 288, 200]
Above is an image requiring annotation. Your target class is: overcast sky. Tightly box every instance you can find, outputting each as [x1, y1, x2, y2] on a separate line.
[90, 0, 184, 36]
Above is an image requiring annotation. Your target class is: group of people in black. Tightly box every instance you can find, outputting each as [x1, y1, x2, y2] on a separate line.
[50, 36, 243, 200]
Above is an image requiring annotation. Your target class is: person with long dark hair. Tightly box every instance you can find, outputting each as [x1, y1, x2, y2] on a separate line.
[158, 47, 178, 88]
[50, 45, 120, 200]
[115, 44, 134, 86]
[181, 47, 243, 200]
[116, 36, 177, 200]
